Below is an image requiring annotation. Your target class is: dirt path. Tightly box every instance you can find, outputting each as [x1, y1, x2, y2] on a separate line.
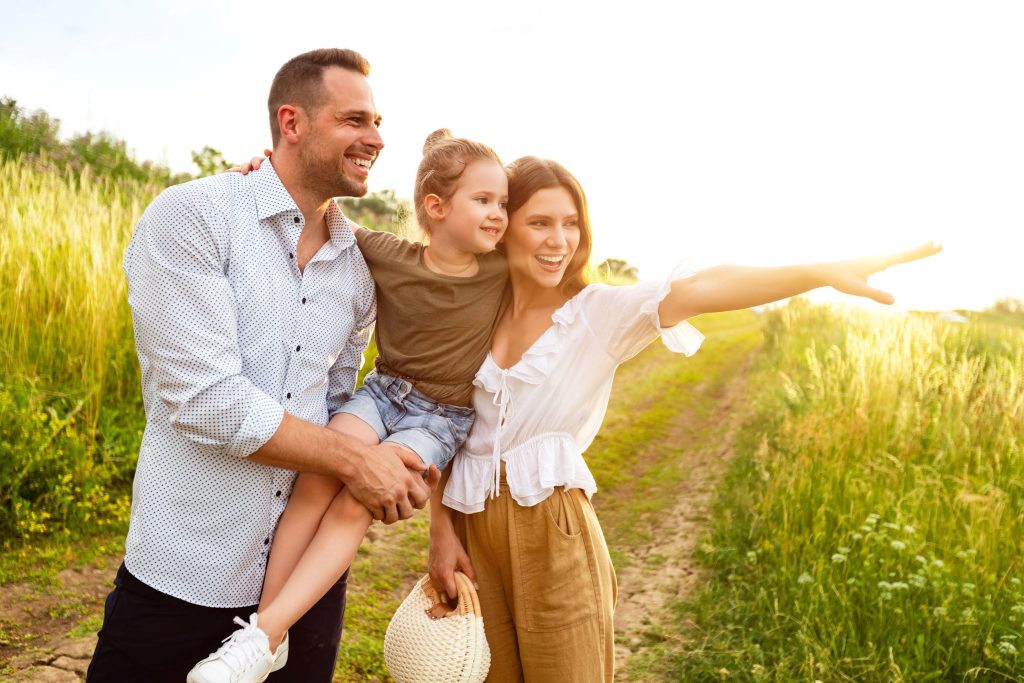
[612, 359, 751, 680]
[0, 556, 119, 681]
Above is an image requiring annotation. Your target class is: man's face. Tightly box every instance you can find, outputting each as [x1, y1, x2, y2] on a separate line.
[298, 66, 383, 199]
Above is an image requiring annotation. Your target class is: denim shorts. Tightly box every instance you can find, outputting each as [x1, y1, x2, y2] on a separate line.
[335, 371, 475, 470]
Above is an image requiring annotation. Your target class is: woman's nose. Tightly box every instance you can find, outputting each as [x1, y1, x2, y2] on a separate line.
[547, 226, 569, 247]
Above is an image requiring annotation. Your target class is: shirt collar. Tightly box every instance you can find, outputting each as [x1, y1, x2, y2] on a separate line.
[251, 161, 298, 220]
[325, 200, 356, 251]
[252, 161, 356, 251]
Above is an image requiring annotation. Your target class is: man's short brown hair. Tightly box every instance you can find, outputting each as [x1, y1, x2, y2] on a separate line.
[268, 48, 371, 147]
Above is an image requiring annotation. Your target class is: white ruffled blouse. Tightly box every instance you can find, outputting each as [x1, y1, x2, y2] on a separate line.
[443, 265, 705, 514]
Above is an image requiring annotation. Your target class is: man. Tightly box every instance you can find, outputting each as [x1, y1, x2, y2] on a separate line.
[87, 48, 438, 683]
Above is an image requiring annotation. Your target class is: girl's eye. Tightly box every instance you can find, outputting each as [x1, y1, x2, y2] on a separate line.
[499, 202, 508, 210]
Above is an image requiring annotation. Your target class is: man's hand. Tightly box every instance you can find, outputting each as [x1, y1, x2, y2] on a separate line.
[343, 442, 440, 524]
[249, 413, 438, 524]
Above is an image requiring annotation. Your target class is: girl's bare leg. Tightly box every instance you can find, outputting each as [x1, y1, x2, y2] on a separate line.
[258, 488, 375, 649]
[257, 413, 381, 645]
[258, 472, 343, 611]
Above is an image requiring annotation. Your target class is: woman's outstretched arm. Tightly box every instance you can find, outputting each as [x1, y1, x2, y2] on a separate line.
[659, 242, 942, 326]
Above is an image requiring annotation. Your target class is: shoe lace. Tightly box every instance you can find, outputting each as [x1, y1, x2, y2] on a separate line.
[212, 614, 267, 674]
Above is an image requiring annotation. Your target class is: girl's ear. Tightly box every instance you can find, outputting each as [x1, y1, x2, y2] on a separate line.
[423, 194, 446, 222]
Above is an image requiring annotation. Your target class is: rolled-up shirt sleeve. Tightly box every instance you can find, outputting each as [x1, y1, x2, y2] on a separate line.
[124, 185, 284, 458]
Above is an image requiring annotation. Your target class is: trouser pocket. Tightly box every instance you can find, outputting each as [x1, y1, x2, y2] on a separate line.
[513, 487, 599, 632]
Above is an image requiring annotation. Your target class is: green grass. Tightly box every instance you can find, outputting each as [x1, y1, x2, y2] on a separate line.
[651, 301, 1024, 681]
[0, 159, 151, 543]
[589, 311, 762, 552]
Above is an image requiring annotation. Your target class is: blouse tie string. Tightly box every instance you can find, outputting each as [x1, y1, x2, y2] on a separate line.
[490, 370, 512, 500]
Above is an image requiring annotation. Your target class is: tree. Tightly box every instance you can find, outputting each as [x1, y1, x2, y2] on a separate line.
[988, 297, 1024, 316]
[1, 96, 189, 186]
[191, 146, 231, 177]
[595, 257, 639, 284]
[339, 189, 412, 236]
[0, 97, 61, 161]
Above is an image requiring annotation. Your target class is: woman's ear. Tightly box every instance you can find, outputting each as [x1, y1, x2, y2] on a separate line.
[423, 194, 446, 222]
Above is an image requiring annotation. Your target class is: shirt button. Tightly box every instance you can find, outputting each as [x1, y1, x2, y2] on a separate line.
[293, 216, 301, 223]
[295, 345, 301, 352]
[264, 538, 270, 545]
[289, 252, 294, 259]
[286, 392, 292, 399]
[275, 490, 282, 498]
[301, 297, 307, 304]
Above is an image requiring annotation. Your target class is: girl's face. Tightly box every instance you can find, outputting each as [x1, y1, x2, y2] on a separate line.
[432, 159, 508, 254]
[504, 186, 580, 289]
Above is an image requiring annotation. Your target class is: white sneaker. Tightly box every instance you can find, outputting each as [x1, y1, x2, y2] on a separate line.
[187, 613, 288, 683]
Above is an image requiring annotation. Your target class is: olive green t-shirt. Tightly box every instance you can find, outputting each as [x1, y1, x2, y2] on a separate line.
[354, 228, 508, 407]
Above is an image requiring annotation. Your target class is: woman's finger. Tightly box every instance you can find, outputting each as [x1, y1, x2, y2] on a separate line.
[888, 241, 943, 268]
[457, 554, 478, 589]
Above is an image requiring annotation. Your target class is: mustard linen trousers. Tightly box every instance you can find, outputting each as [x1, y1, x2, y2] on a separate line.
[456, 482, 617, 682]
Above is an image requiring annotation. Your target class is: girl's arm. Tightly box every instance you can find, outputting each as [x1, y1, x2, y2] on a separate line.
[660, 242, 942, 326]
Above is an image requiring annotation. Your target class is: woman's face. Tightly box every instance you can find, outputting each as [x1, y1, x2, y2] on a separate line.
[504, 186, 580, 289]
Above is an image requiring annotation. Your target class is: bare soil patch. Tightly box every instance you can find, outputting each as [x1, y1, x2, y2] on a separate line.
[613, 360, 751, 679]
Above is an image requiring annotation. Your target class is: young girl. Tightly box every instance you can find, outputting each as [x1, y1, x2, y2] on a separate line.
[188, 130, 509, 683]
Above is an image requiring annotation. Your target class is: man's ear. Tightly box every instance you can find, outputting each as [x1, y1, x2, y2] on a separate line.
[277, 105, 304, 144]
[423, 194, 446, 222]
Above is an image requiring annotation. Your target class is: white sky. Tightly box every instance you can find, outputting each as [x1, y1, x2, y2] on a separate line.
[4, 0, 1022, 311]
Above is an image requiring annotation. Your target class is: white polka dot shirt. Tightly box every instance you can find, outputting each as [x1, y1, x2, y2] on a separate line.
[122, 162, 376, 607]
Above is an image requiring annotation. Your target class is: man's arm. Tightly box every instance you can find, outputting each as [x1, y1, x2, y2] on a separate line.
[125, 184, 285, 457]
[248, 412, 437, 523]
[125, 184, 434, 521]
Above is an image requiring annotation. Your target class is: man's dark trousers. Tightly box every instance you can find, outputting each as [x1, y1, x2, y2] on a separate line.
[86, 563, 347, 682]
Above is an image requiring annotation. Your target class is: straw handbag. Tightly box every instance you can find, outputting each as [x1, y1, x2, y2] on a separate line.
[383, 572, 490, 682]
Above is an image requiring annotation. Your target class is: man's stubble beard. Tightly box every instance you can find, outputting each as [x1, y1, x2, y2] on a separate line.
[297, 134, 368, 201]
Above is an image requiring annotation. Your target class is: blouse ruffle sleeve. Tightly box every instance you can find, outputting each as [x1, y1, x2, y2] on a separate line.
[584, 260, 705, 362]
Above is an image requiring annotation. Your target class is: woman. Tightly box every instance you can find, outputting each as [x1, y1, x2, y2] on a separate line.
[427, 156, 940, 682]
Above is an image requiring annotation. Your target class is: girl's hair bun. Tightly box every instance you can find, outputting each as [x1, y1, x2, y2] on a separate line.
[423, 128, 453, 154]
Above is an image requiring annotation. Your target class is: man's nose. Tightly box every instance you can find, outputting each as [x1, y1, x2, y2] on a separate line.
[364, 125, 384, 153]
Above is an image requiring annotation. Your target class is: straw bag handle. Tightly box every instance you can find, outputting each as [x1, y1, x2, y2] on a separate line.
[421, 571, 482, 620]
